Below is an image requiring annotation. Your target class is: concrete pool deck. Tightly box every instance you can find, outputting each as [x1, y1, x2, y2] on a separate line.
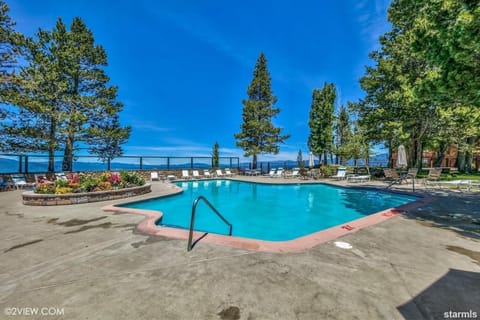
[1, 177, 479, 319]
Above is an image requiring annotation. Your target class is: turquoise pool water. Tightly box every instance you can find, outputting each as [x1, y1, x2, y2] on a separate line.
[121, 180, 417, 241]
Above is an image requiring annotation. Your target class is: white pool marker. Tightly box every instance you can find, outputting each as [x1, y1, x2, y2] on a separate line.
[334, 241, 353, 249]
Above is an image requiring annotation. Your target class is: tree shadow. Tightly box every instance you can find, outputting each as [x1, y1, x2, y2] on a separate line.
[397, 269, 480, 319]
[402, 192, 480, 240]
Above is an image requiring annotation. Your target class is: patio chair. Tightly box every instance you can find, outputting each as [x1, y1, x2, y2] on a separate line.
[192, 170, 202, 179]
[468, 181, 480, 191]
[331, 167, 347, 180]
[224, 169, 234, 177]
[383, 168, 405, 189]
[216, 169, 225, 177]
[264, 169, 276, 177]
[273, 168, 284, 178]
[0, 176, 12, 191]
[423, 168, 442, 190]
[55, 172, 68, 181]
[309, 169, 321, 179]
[150, 172, 160, 181]
[203, 170, 212, 178]
[405, 168, 418, 184]
[11, 174, 31, 190]
[435, 180, 472, 192]
[347, 175, 371, 183]
[181, 170, 191, 180]
[285, 168, 300, 179]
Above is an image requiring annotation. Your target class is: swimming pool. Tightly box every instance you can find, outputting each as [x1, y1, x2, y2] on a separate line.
[120, 180, 417, 242]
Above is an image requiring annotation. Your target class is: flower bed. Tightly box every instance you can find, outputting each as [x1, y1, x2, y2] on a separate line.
[23, 184, 151, 206]
[35, 171, 145, 194]
[23, 171, 150, 206]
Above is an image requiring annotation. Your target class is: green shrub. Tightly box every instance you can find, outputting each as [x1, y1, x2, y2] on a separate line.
[120, 171, 145, 186]
[55, 179, 68, 188]
[79, 175, 98, 192]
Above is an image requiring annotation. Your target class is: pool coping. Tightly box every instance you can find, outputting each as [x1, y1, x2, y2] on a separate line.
[102, 180, 433, 253]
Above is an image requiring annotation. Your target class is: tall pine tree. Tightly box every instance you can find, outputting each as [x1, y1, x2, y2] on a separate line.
[0, 1, 19, 81]
[0, 0, 22, 127]
[334, 104, 352, 165]
[234, 53, 289, 168]
[1, 17, 130, 172]
[308, 83, 336, 165]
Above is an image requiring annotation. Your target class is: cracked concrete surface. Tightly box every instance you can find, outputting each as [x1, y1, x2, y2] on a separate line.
[0, 179, 479, 319]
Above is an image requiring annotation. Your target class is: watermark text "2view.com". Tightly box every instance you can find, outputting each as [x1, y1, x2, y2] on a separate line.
[4, 307, 65, 317]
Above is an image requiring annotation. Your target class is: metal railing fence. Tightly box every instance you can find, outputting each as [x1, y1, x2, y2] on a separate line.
[0, 154, 240, 174]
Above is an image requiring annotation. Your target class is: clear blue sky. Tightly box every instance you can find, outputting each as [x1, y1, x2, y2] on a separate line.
[8, 0, 391, 162]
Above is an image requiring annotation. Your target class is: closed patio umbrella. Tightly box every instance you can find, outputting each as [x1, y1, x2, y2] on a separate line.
[309, 152, 314, 168]
[396, 145, 407, 168]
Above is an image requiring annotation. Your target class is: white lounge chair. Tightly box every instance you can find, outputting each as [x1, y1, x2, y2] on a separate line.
[181, 170, 191, 180]
[216, 169, 225, 177]
[331, 167, 347, 180]
[55, 172, 68, 181]
[285, 168, 300, 179]
[192, 170, 202, 179]
[203, 170, 212, 178]
[150, 172, 159, 181]
[273, 168, 284, 178]
[225, 169, 234, 177]
[435, 180, 472, 192]
[265, 169, 276, 177]
[347, 175, 371, 183]
[11, 175, 30, 189]
[469, 181, 480, 191]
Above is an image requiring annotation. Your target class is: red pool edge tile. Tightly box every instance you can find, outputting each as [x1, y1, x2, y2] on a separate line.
[102, 189, 433, 253]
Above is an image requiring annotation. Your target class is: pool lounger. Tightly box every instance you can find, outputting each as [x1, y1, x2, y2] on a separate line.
[432, 180, 472, 191]
[347, 175, 371, 183]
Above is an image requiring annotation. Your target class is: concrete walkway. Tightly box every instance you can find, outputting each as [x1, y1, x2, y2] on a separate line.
[0, 178, 479, 319]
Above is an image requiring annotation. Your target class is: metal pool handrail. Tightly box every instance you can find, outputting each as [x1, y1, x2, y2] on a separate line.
[187, 196, 233, 251]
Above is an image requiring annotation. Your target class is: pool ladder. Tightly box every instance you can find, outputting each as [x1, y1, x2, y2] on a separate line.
[187, 196, 232, 251]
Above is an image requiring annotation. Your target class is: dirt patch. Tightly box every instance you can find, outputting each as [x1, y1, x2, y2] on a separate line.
[217, 306, 241, 320]
[446, 245, 480, 266]
[4, 239, 43, 253]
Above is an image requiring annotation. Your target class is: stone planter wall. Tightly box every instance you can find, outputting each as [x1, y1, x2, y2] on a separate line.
[22, 184, 151, 206]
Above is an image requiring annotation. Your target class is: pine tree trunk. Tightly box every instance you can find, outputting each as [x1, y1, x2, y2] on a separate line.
[388, 144, 393, 168]
[464, 137, 475, 173]
[62, 129, 74, 172]
[323, 150, 328, 165]
[415, 141, 423, 170]
[434, 143, 447, 167]
[48, 119, 56, 172]
[457, 151, 466, 172]
[48, 149, 55, 173]
[252, 154, 257, 169]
